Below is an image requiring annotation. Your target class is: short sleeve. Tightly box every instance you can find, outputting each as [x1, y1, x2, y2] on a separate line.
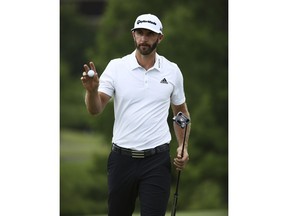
[171, 66, 186, 105]
[98, 60, 117, 97]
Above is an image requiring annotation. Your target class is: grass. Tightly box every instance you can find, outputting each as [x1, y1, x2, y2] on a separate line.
[90, 209, 228, 216]
[60, 129, 110, 160]
[60, 129, 111, 214]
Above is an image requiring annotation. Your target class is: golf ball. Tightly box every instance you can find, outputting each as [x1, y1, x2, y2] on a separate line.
[87, 70, 95, 77]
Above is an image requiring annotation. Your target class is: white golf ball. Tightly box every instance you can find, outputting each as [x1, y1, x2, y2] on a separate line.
[87, 70, 95, 77]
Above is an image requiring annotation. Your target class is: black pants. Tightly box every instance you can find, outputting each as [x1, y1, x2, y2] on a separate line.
[107, 150, 171, 216]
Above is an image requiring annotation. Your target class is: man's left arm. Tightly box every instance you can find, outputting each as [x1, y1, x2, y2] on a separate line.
[171, 103, 191, 171]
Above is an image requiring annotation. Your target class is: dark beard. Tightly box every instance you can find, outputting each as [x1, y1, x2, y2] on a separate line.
[135, 39, 158, 55]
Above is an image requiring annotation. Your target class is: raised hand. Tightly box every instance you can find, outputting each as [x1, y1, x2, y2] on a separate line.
[80, 62, 100, 93]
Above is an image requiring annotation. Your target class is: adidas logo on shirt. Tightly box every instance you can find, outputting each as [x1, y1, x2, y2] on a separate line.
[160, 78, 168, 84]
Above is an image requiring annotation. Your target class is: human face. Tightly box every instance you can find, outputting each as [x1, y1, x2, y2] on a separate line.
[133, 29, 163, 55]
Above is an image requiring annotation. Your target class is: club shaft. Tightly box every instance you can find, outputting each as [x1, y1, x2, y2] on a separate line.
[171, 171, 181, 216]
[181, 125, 188, 157]
[171, 125, 188, 216]
[171, 194, 178, 216]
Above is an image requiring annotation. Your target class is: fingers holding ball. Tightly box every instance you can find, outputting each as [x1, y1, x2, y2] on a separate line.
[81, 70, 96, 80]
[81, 62, 98, 80]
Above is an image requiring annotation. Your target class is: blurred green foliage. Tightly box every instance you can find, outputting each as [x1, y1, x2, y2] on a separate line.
[60, 0, 228, 215]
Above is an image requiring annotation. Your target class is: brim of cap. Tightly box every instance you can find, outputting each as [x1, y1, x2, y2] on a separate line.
[131, 27, 162, 34]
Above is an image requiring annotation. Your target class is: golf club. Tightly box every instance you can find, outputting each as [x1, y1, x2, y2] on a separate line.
[171, 111, 190, 216]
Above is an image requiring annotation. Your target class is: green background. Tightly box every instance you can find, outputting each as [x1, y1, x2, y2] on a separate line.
[60, 0, 228, 215]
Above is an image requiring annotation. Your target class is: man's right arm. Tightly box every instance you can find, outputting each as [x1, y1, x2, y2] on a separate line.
[81, 61, 111, 116]
[85, 90, 111, 115]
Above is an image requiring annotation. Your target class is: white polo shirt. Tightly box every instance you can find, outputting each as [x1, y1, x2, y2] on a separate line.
[98, 50, 186, 150]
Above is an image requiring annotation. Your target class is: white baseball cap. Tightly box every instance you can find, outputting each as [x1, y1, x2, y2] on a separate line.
[131, 14, 163, 35]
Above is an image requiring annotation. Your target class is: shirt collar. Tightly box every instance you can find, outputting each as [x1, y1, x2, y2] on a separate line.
[130, 50, 162, 72]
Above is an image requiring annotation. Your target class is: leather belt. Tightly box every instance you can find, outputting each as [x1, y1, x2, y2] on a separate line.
[112, 143, 169, 159]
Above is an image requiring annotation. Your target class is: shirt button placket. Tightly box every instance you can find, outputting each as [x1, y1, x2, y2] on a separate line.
[144, 72, 148, 87]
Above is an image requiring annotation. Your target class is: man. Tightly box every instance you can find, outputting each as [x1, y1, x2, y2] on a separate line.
[81, 13, 190, 216]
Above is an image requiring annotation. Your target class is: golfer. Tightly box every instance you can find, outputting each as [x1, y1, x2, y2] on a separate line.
[81, 13, 190, 216]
